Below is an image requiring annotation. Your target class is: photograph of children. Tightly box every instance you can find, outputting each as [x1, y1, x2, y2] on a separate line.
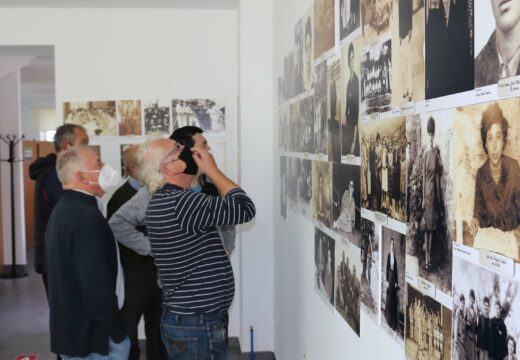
[341, 38, 361, 158]
[405, 284, 452, 360]
[315, 227, 336, 306]
[314, 61, 329, 156]
[171, 99, 225, 134]
[281, 156, 287, 219]
[300, 95, 315, 154]
[360, 218, 380, 321]
[303, 7, 315, 92]
[332, 163, 361, 239]
[406, 112, 453, 295]
[299, 159, 313, 219]
[312, 160, 333, 229]
[360, 116, 406, 222]
[314, 0, 335, 60]
[475, 0, 520, 87]
[294, 18, 305, 96]
[335, 239, 362, 336]
[328, 58, 342, 163]
[284, 51, 295, 100]
[425, 0, 474, 100]
[361, 0, 392, 45]
[391, 0, 425, 104]
[453, 99, 520, 261]
[360, 35, 393, 115]
[143, 99, 170, 135]
[452, 256, 520, 360]
[340, 0, 361, 41]
[381, 226, 406, 341]
[117, 100, 142, 136]
[287, 157, 301, 204]
[63, 101, 117, 137]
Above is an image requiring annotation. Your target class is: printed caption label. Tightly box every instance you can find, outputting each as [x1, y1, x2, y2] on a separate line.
[479, 249, 515, 277]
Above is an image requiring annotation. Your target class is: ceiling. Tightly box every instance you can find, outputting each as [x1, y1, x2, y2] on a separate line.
[0, 0, 238, 9]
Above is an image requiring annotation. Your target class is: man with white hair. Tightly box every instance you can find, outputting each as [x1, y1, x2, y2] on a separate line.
[141, 138, 256, 359]
[45, 145, 129, 359]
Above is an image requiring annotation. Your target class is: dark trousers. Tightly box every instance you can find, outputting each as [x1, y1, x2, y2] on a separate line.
[42, 272, 62, 360]
[122, 270, 167, 360]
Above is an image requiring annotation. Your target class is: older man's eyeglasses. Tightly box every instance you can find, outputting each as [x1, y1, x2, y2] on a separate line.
[159, 143, 182, 170]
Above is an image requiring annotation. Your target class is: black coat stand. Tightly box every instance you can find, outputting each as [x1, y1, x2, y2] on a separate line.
[0, 134, 28, 278]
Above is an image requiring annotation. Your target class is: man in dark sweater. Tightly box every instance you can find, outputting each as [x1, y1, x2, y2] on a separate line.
[45, 145, 129, 358]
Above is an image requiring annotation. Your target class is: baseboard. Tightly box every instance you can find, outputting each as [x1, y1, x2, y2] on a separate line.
[241, 351, 276, 360]
[0, 264, 28, 279]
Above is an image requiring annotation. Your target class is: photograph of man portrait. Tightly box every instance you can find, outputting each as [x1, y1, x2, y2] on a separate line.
[360, 218, 380, 322]
[341, 38, 361, 159]
[453, 99, 520, 261]
[313, 160, 333, 229]
[315, 227, 336, 306]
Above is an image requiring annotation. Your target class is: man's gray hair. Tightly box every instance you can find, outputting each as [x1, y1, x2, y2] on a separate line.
[54, 124, 85, 152]
[56, 145, 90, 184]
[136, 139, 171, 194]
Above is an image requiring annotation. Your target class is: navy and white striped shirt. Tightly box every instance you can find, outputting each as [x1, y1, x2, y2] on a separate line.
[145, 184, 255, 315]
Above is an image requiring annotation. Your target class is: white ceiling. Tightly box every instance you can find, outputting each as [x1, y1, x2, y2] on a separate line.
[0, 0, 238, 9]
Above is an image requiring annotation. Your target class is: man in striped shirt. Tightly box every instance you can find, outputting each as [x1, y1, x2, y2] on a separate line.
[141, 138, 255, 359]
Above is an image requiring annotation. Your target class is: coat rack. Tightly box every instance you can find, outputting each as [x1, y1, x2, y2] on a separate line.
[0, 134, 28, 279]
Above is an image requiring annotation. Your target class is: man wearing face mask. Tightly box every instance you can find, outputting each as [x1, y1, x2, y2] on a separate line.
[45, 145, 129, 359]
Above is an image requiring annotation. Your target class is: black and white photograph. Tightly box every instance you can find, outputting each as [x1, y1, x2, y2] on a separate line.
[314, 0, 335, 60]
[281, 156, 287, 219]
[303, 7, 315, 92]
[361, 0, 392, 45]
[332, 163, 361, 239]
[335, 239, 362, 336]
[312, 160, 333, 229]
[300, 95, 315, 154]
[279, 105, 290, 152]
[381, 226, 406, 342]
[314, 61, 329, 156]
[341, 38, 361, 158]
[453, 99, 520, 261]
[63, 101, 117, 137]
[290, 101, 301, 153]
[328, 57, 341, 163]
[294, 17, 305, 96]
[284, 51, 295, 100]
[143, 99, 170, 135]
[287, 157, 301, 205]
[475, 0, 520, 87]
[315, 227, 336, 306]
[172, 99, 225, 134]
[405, 284, 452, 360]
[406, 112, 453, 295]
[360, 218, 380, 321]
[360, 116, 406, 222]
[117, 100, 142, 136]
[452, 257, 520, 360]
[298, 159, 313, 219]
[425, 0, 474, 100]
[340, 0, 361, 41]
[360, 35, 393, 115]
[120, 143, 135, 177]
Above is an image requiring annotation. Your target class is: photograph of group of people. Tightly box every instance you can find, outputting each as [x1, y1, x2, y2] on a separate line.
[63, 101, 117, 137]
[171, 99, 225, 134]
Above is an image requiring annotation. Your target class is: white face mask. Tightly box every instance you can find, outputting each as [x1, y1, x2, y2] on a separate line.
[85, 164, 121, 193]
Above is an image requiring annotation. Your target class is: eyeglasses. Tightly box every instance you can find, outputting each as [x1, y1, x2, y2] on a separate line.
[159, 143, 182, 170]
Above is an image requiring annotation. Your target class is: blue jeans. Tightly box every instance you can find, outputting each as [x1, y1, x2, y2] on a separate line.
[160, 310, 228, 360]
[61, 336, 130, 360]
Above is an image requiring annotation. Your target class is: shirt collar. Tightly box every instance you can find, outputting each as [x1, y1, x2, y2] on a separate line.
[127, 176, 143, 191]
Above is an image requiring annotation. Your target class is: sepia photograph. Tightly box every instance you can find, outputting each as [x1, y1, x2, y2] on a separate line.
[361, 35, 393, 115]
[312, 160, 333, 229]
[300, 95, 315, 154]
[360, 116, 406, 222]
[452, 257, 520, 360]
[475, 0, 520, 87]
[303, 7, 315, 92]
[63, 101, 117, 137]
[143, 99, 170, 135]
[314, 0, 335, 60]
[315, 227, 336, 306]
[405, 284, 452, 360]
[406, 112, 453, 295]
[287, 157, 301, 205]
[425, 0, 474, 99]
[332, 163, 361, 238]
[328, 57, 342, 163]
[381, 226, 406, 342]
[281, 156, 287, 219]
[315, 61, 329, 156]
[341, 38, 361, 158]
[172, 99, 225, 134]
[290, 101, 301, 153]
[335, 239, 362, 336]
[298, 159, 313, 219]
[120, 143, 135, 177]
[361, 0, 392, 45]
[360, 218, 380, 321]
[294, 16, 305, 96]
[453, 99, 520, 261]
[340, 0, 361, 41]
[117, 100, 142, 136]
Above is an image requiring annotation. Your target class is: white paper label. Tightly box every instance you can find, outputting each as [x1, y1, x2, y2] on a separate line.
[479, 249, 515, 277]
[418, 277, 436, 298]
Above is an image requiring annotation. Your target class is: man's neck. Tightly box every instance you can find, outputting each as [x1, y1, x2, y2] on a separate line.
[63, 183, 97, 196]
[496, 25, 520, 63]
[166, 173, 195, 190]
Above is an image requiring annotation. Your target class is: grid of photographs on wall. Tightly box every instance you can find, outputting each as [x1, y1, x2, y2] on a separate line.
[278, 0, 520, 357]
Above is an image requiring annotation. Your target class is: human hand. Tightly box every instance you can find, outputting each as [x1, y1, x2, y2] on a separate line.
[191, 147, 218, 175]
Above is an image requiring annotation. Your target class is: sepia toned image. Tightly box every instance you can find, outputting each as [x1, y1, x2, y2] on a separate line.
[143, 99, 170, 135]
[328, 57, 341, 163]
[391, 0, 425, 104]
[332, 163, 361, 239]
[287, 157, 301, 204]
[360, 35, 393, 115]
[406, 112, 453, 295]
[281, 156, 287, 219]
[298, 159, 313, 219]
[360, 116, 406, 222]
[380, 226, 406, 342]
[117, 100, 142, 136]
[335, 239, 362, 336]
[172, 99, 225, 134]
[279, 105, 290, 152]
[314, 61, 329, 156]
[312, 160, 333, 229]
[425, 0, 474, 100]
[315, 227, 336, 306]
[120, 143, 135, 177]
[340, 37, 361, 158]
[294, 17, 305, 96]
[303, 7, 315, 92]
[475, 0, 520, 87]
[452, 257, 520, 360]
[340, 0, 361, 41]
[361, 0, 392, 45]
[314, 0, 335, 60]
[63, 101, 117, 137]
[453, 99, 520, 261]
[284, 51, 295, 100]
[289, 101, 301, 153]
[360, 218, 380, 321]
[300, 95, 315, 154]
[405, 284, 452, 360]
